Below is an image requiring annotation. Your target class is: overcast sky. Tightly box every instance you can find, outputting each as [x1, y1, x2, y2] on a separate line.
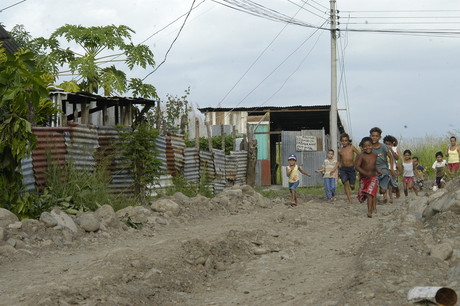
[1, 0, 460, 142]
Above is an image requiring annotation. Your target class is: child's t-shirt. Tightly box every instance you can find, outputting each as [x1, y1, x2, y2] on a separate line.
[323, 159, 338, 179]
[432, 160, 447, 178]
[289, 165, 300, 183]
[415, 164, 425, 180]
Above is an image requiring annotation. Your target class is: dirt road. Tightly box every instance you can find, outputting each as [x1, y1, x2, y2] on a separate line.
[0, 188, 458, 305]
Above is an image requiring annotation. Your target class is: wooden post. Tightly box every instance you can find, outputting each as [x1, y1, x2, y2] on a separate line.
[102, 102, 108, 126]
[81, 103, 88, 124]
[221, 124, 225, 153]
[232, 125, 236, 151]
[246, 123, 257, 186]
[156, 100, 161, 130]
[206, 122, 213, 152]
[195, 117, 200, 151]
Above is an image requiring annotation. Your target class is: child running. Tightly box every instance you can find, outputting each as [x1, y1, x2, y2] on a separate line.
[446, 136, 460, 174]
[355, 137, 380, 218]
[412, 156, 426, 190]
[338, 133, 360, 204]
[315, 149, 339, 202]
[370, 127, 396, 203]
[432, 152, 448, 190]
[401, 150, 419, 197]
[286, 154, 312, 206]
[383, 135, 402, 202]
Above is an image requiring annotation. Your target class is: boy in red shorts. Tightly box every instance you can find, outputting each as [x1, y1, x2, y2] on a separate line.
[355, 137, 380, 218]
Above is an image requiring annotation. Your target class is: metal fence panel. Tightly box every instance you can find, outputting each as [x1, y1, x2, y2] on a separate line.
[281, 130, 326, 187]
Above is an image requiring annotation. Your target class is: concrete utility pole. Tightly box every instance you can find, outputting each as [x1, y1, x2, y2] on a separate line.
[330, 0, 338, 154]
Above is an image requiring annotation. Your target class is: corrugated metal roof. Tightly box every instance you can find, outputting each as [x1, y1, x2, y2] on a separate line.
[198, 105, 331, 113]
[0, 25, 19, 54]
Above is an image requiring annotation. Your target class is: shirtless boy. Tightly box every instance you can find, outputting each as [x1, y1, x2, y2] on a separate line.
[355, 137, 380, 218]
[338, 133, 360, 204]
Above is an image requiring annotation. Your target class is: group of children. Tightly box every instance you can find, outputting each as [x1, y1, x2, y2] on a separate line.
[286, 129, 460, 218]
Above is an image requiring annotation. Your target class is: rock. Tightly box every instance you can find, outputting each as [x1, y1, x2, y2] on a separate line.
[15, 240, 27, 250]
[240, 185, 255, 195]
[0, 208, 19, 228]
[151, 199, 181, 216]
[40, 212, 58, 228]
[407, 197, 428, 221]
[449, 262, 460, 281]
[78, 213, 100, 232]
[221, 189, 243, 197]
[253, 248, 268, 255]
[294, 214, 308, 226]
[21, 219, 43, 234]
[431, 194, 455, 213]
[0, 227, 5, 241]
[6, 238, 16, 247]
[50, 209, 78, 233]
[0, 245, 17, 256]
[204, 256, 214, 270]
[116, 206, 152, 224]
[430, 243, 453, 260]
[172, 192, 190, 205]
[215, 261, 226, 271]
[95, 205, 122, 230]
[190, 195, 210, 206]
[8, 221, 22, 229]
[144, 268, 162, 279]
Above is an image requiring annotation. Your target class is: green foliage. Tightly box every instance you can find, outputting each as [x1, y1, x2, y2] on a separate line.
[44, 161, 111, 214]
[119, 213, 143, 229]
[0, 46, 54, 208]
[117, 122, 162, 203]
[160, 174, 213, 199]
[185, 135, 236, 155]
[10, 160, 136, 219]
[10, 24, 158, 97]
[155, 87, 191, 133]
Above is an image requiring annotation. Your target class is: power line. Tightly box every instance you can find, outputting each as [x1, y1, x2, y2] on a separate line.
[211, 0, 329, 30]
[287, 0, 328, 21]
[0, 0, 26, 13]
[139, 0, 206, 45]
[142, 0, 197, 81]
[257, 24, 326, 108]
[216, 0, 311, 108]
[227, 20, 328, 111]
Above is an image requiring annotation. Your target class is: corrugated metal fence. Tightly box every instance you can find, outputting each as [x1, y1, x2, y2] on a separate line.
[20, 124, 248, 196]
[281, 130, 328, 187]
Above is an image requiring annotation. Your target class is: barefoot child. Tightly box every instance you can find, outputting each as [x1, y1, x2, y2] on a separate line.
[412, 156, 426, 190]
[286, 154, 312, 205]
[402, 150, 419, 196]
[370, 127, 396, 203]
[315, 149, 339, 202]
[338, 133, 360, 204]
[355, 137, 380, 218]
[432, 152, 448, 190]
[383, 135, 402, 203]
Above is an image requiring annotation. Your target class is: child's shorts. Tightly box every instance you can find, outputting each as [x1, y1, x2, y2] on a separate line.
[377, 174, 390, 190]
[288, 181, 299, 190]
[403, 177, 414, 184]
[448, 162, 460, 173]
[339, 166, 356, 186]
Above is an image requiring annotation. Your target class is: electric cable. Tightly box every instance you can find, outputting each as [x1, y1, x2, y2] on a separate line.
[216, 0, 311, 108]
[142, 0, 197, 81]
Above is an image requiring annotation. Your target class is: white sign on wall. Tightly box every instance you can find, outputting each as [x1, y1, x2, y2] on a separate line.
[296, 135, 317, 151]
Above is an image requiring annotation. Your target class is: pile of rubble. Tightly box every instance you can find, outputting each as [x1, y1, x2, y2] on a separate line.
[0, 185, 281, 259]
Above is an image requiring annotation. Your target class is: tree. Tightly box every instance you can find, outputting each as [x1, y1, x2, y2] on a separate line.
[155, 87, 192, 134]
[11, 24, 158, 99]
[0, 46, 55, 208]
